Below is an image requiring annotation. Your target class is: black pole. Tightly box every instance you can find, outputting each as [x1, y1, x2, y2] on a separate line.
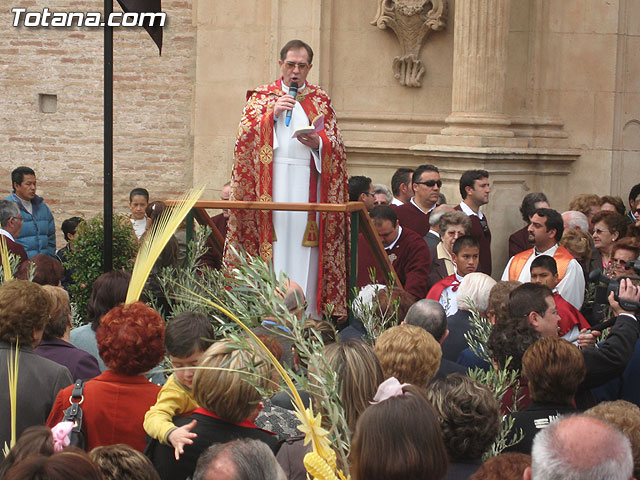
[104, 0, 114, 272]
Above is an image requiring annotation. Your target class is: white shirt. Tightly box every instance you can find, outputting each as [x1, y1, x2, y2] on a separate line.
[458, 201, 484, 220]
[384, 226, 402, 251]
[440, 273, 463, 316]
[391, 197, 404, 206]
[0, 229, 15, 241]
[501, 244, 585, 309]
[130, 217, 147, 239]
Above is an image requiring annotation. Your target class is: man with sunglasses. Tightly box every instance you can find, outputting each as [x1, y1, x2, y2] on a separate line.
[455, 170, 492, 275]
[227, 39, 348, 319]
[394, 164, 442, 238]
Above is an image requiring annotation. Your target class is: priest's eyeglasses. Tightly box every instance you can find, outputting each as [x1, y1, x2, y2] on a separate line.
[284, 61, 309, 69]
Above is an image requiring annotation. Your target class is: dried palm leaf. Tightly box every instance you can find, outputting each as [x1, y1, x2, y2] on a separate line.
[0, 236, 12, 282]
[125, 186, 205, 304]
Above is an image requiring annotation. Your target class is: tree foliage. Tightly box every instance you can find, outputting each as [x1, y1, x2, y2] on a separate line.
[65, 214, 138, 321]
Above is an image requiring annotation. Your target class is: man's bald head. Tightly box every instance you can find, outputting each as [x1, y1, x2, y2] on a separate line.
[193, 439, 287, 480]
[404, 299, 447, 342]
[527, 415, 634, 480]
[203, 448, 237, 480]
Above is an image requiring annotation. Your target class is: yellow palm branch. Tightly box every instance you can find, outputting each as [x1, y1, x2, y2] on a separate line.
[7, 342, 19, 450]
[0, 236, 12, 282]
[125, 186, 206, 304]
[173, 284, 345, 479]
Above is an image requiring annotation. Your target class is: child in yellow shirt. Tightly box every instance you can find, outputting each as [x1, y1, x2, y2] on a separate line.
[144, 312, 214, 459]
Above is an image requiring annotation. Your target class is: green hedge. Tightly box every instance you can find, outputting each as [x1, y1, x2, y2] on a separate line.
[65, 214, 138, 322]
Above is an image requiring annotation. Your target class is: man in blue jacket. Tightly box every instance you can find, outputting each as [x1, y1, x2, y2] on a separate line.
[5, 166, 56, 258]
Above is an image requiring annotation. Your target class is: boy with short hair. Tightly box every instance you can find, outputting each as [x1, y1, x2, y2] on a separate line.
[530, 255, 590, 342]
[427, 235, 480, 316]
[143, 312, 214, 459]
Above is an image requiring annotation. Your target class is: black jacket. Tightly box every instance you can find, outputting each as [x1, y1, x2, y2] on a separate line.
[580, 314, 639, 390]
[147, 411, 280, 480]
[505, 402, 578, 455]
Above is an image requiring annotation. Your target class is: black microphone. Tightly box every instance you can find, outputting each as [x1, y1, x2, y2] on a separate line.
[285, 81, 298, 127]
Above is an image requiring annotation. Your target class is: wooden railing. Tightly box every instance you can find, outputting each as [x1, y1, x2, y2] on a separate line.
[181, 200, 400, 319]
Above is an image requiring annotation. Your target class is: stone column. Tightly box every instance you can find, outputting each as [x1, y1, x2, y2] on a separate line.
[441, 0, 513, 137]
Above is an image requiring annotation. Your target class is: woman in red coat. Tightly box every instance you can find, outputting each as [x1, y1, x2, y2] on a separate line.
[47, 302, 164, 452]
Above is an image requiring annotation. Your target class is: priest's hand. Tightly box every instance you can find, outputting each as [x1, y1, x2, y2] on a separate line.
[298, 132, 320, 150]
[274, 94, 296, 118]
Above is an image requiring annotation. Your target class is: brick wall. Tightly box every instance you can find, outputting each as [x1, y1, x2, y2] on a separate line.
[0, 1, 195, 247]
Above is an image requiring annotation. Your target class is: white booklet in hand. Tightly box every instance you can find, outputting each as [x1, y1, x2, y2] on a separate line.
[291, 114, 324, 139]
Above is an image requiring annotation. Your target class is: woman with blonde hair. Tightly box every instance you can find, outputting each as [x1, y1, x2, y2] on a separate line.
[277, 340, 385, 480]
[560, 228, 592, 275]
[375, 325, 441, 388]
[148, 340, 278, 480]
[321, 340, 384, 431]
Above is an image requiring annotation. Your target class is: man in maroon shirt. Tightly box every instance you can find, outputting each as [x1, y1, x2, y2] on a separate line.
[358, 205, 431, 300]
[390, 167, 414, 206]
[394, 164, 441, 237]
[455, 170, 492, 275]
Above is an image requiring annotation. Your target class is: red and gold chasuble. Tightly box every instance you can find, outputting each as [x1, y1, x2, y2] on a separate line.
[225, 79, 348, 315]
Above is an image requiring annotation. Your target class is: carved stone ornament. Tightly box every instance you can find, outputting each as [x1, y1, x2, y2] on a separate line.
[371, 0, 447, 87]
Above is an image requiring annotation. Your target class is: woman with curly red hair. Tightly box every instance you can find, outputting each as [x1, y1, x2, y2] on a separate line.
[47, 302, 165, 452]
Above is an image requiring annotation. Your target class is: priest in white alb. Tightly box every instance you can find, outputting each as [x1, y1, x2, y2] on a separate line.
[225, 39, 348, 318]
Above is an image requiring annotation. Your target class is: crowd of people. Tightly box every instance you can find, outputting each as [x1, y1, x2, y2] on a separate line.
[0, 166, 638, 480]
[2, 36, 640, 478]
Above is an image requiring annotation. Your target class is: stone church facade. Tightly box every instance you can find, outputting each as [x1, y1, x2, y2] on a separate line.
[1, 0, 638, 273]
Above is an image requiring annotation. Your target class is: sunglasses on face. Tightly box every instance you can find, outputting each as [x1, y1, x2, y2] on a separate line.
[415, 180, 442, 188]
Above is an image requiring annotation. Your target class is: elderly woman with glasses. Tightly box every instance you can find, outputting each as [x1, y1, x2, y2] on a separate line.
[589, 211, 627, 274]
[610, 238, 640, 279]
[427, 211, 471, 291]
